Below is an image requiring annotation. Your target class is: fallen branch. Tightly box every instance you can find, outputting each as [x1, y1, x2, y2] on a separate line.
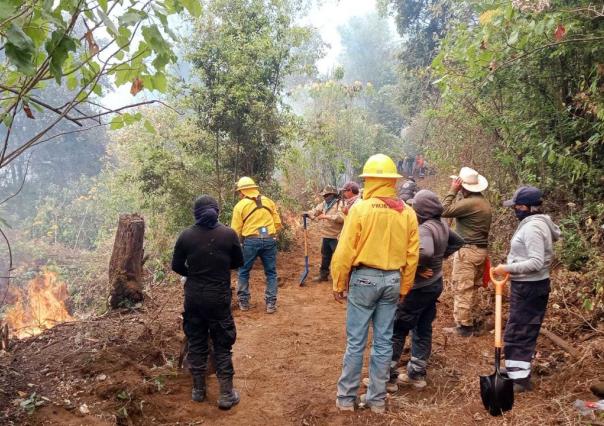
[540, 328, 581, 358]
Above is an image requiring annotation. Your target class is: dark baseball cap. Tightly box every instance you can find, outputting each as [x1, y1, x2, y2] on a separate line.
[503, 186, 543, 207]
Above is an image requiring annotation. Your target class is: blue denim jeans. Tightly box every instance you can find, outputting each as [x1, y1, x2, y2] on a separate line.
[336, 267, 400, 407]
[237, 237, 278, 305]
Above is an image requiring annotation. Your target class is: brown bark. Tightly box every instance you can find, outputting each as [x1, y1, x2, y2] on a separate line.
[108, 214, 145, 309]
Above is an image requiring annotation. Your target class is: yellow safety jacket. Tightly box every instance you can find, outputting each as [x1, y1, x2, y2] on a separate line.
[231, 189, 282, 238]
[331, 178, 420, 296]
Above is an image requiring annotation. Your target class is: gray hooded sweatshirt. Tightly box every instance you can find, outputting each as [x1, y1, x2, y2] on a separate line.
[506, 214, 561, 282]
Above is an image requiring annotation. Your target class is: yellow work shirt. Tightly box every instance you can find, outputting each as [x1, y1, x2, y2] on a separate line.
[231, 193, 282, 238]
[331, 179, 419, 296]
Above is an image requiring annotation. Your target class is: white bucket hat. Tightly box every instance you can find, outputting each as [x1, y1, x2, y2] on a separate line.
[453, 167, 488, 192]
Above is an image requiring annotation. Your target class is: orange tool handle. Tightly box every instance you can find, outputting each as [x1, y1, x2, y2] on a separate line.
[489, 269, 509, 348]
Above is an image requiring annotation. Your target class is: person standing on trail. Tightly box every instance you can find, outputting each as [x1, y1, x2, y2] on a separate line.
[331, 154, 419, 413]
[231, 177, 282, 314]
[388, 190, 464, 390]
[397, 176, 418, 202]
[303, 185, 345, 282]
[491, 186, 560, 393]
[442, 167, 492, 337]
[171, 195, 243, 409]
[341, 181, 361, 216]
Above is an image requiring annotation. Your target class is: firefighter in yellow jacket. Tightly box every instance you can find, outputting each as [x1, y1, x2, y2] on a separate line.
[231, 177, 282, 314]
[332, 154, 419, 413]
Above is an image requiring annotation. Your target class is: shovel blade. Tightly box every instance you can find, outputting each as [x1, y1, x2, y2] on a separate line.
[299, 257, 309, 286]
[480, 371, 514, 416]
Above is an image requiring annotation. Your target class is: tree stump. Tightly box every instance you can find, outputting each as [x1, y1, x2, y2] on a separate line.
[109, 214, 145, 309]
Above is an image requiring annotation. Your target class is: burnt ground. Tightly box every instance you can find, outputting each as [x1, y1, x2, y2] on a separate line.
[1, 183, 603, 425]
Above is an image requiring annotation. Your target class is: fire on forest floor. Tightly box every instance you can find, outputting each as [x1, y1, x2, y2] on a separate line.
[4, 269, 73, 339]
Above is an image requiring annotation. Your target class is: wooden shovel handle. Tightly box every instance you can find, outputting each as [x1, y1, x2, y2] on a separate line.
[489, 269, 509, 348]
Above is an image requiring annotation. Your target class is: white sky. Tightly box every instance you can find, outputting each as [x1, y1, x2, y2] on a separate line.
[101, 0, 381, 109]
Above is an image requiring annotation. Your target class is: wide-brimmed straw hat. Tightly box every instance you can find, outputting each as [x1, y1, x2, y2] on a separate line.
[453, 167, 488, 192]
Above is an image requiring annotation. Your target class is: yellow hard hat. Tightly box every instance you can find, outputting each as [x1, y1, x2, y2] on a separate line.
[359, 154, 402, 178]
[236, 176, 259, 191]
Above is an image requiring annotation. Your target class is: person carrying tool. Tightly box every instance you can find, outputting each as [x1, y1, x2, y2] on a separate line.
[397, 176, 418, 202]
[332, 154, 419, 413]
[303, 185, 345, 282]
[231, 177, 282, 314]
[171, 195, 243, 409]
[491, 186, 560, 393]
[442, 167, 492, 337]
[388, 190, 465, 390]
[341, 181, 361, 215]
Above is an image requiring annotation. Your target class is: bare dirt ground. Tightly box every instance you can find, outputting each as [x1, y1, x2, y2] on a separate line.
[1, 184, 603, 425]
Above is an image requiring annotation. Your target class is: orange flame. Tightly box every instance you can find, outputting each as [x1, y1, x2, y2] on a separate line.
[4, 269, 72, 338]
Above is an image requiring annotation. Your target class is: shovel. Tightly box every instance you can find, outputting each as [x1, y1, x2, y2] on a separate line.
[480, 269, 514, 416]
[299, 215, 309, 286]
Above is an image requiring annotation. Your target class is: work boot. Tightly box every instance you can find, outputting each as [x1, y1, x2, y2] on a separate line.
[335, 398, 355, 412]
[238, 301, 250, 311]
[266, 303, 276, 314]
[513, 377, 533, 393]
[444, 325, 474, 337]
[397, 372, 427, 389]
[217, 377, 240, 410]
[359, 394, 385, 414]
[191, 374, 206, 402]
[313, 272, 329, 282]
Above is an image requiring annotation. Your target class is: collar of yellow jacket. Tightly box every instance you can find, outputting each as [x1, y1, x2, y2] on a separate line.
[362, 177, 398, 199]
[240, 188, 260, 198]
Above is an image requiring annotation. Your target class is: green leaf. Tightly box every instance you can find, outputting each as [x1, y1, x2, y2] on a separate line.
[118, 9, 148, 26]
[98, 0, 108, 12]
[144, 119, 157, 134]
[45, 31, 79, 83]
[181, 0, 202, 18]
[66, 74, 78, 91]
[507, 30, 519, 45]
[110, 115, 125, 130]
[23, 20, 47, 47]
[0, 0, 18, 20]
[97, 9, 118, 36]
[152, 73, 167, 92]
[6, 22, 35, 50]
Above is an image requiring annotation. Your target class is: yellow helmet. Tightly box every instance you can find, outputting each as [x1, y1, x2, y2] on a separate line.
[359, 154, 402, 178]
[236, 176, 259, 191]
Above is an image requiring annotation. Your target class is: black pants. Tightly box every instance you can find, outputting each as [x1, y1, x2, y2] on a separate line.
[504, 279, 550, 380]
[183, 284, 236, 380]
[391, 279, 443, 379]
[320, 238, 338, 275]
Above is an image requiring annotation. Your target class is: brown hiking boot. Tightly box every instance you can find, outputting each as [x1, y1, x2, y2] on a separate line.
[313, 272, 329, 282]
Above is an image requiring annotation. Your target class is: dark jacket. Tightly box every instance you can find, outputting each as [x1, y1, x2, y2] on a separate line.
[172, 224, 244, 292]
[412, 190, 464, 289]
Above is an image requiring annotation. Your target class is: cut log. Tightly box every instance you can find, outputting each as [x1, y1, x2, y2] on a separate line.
[108, 214, 145, 309]
[540, 328, 581, 359]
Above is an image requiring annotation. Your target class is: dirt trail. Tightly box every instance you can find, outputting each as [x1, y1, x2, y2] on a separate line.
[1, 185, 600, 425]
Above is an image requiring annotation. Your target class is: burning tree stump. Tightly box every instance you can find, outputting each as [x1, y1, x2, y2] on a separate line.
[109, 214, 145, 309]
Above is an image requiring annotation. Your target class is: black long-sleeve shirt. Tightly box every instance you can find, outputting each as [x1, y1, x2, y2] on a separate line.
[171, 224, 244, 287]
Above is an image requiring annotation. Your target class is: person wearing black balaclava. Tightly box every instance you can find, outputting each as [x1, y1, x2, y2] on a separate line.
[171, 195, 244, 409]
[492, 186, 561, 393]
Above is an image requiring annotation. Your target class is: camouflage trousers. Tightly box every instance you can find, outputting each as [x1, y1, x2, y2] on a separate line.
[452, 246, 488, 327]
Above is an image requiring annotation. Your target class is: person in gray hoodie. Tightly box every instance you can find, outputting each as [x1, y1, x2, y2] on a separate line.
[492, 186, 561, 393]
[389, 190, 464, 389]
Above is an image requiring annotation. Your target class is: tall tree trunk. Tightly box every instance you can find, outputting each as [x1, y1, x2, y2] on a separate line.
[108, 214, 145, 309]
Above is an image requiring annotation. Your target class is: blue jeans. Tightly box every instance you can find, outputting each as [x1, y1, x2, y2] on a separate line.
[336, 267, 400, 407]
[237, 237, 278, 305]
